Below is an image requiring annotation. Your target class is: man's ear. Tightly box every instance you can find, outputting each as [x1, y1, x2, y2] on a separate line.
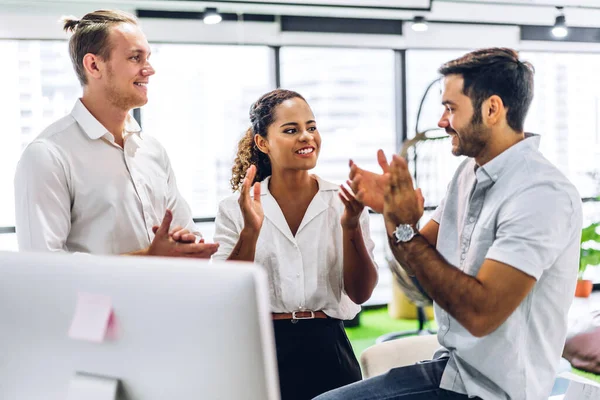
[483, 95, 505, 126]
[254, 134, 269, 154]
[82, 53, 104, 81]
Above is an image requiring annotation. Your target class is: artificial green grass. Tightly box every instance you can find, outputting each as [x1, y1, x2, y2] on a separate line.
[345, 307, 436, 341]
[345, 307, 600, 384]
[572, 368, 600, 384]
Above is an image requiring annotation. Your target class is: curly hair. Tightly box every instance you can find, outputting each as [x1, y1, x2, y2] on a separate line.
[230, 89, 306, 191]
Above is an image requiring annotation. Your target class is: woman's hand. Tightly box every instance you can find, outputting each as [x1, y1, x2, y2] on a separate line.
[339, 181, 364, 231]
[348, 150, 390, 213]
[238, 165, 264, 234]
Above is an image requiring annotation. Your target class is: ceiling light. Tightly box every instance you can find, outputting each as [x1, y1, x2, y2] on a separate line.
[203, 8, 222, 25]
[411, 16, 428, 32]
[551, 7, 568, 39]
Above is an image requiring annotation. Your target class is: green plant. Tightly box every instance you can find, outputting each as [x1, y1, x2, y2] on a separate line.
[579, 222, 600, 280]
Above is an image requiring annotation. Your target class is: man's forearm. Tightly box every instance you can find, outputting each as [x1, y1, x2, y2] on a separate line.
[396, 235, 490, 335]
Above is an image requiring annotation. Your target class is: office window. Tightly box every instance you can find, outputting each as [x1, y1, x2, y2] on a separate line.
[141, 44, 275, 218]
[280, 47, 397, 185]
[0, 233, 17, 252]
[0, 40, 80, 228]
[520, 52, 600, 200]
[405, 49, 467, 210]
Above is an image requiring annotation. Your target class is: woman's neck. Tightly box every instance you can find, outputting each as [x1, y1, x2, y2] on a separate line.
[268, 169, 318, 202]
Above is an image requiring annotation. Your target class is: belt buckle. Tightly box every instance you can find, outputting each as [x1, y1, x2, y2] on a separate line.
[292, 310, 315, 321]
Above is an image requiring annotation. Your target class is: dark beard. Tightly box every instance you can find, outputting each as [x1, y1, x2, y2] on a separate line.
[451, 115, 488, 157]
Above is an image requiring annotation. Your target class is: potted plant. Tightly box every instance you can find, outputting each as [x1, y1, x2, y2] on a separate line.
[576, 222, 600, 298]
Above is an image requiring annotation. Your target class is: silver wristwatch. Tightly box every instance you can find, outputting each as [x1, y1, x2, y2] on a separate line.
[393, 224, 417, 244]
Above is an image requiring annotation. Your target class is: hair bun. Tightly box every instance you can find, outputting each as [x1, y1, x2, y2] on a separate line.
[62, 16, 81, 33]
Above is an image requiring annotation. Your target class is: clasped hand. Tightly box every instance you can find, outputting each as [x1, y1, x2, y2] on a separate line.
[348, 150, 424, 235]
[149, 209, 219, 258]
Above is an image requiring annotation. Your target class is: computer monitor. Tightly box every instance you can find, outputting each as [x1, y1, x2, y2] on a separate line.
[0, 251, 280, 400]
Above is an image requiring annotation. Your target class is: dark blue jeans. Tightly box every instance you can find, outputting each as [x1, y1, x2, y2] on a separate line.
[313, 358, 475, 400]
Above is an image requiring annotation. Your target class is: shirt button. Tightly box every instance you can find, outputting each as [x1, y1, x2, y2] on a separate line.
[296, 273, 300, 278]
[469, 217, 475, 223]
[441, 325, 448, 331]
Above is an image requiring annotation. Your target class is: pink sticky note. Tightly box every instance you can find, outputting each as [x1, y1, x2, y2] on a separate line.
[105, 310, 120, 341]
[68, 292, 113, 343]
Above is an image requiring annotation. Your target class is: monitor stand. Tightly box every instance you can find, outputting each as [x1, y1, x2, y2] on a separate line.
[66, 372, 121, 400]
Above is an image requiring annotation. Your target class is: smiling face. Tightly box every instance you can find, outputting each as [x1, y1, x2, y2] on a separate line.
[438, 74, 491, 158]
[100, 23, 155, 111]
[255, 97, 321, 172]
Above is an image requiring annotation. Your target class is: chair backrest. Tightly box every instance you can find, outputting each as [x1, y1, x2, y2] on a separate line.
[360, 335, 440, 379]
[388, 258, 432, 308]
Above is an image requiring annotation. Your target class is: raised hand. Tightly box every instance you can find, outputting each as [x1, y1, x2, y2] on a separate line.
[339, 181, 365, 231]
[383, 155, 425, 236]
[238, 165, 264, 234]
[148, 209, 219, 258]
[348, 149, 390, 213]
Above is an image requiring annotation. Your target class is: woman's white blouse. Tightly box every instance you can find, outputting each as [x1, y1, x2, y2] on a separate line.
[212, 176, 376, 320]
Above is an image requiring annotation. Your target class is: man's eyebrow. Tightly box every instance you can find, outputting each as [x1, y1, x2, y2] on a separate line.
[129, 49, 151, 56]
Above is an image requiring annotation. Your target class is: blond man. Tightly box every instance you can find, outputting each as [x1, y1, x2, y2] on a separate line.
[15, 10, 218, 257]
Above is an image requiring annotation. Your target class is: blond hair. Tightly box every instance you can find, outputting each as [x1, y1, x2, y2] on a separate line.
[62, 9, 138, 85]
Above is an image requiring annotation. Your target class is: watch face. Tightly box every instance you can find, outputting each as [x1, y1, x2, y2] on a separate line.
[394, 224, 415, 243]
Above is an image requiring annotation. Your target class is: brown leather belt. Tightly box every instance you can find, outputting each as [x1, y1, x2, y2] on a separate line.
[272, 310, 329, 321]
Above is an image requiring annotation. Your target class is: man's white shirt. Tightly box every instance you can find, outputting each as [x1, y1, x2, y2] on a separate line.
[14, 99, 200, 254]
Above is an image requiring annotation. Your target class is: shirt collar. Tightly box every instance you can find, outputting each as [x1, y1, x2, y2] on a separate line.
[71, 99, 142, 142]
[258, 174, 336, 243]
[477, 132, 540, 183]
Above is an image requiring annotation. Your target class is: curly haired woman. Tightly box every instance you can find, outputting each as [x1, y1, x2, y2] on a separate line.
[212, 89, 378, 400]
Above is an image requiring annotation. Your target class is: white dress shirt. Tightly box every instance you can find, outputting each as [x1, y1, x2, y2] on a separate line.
[213, 176, 376, 320]
[14, 99, 200, 254]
